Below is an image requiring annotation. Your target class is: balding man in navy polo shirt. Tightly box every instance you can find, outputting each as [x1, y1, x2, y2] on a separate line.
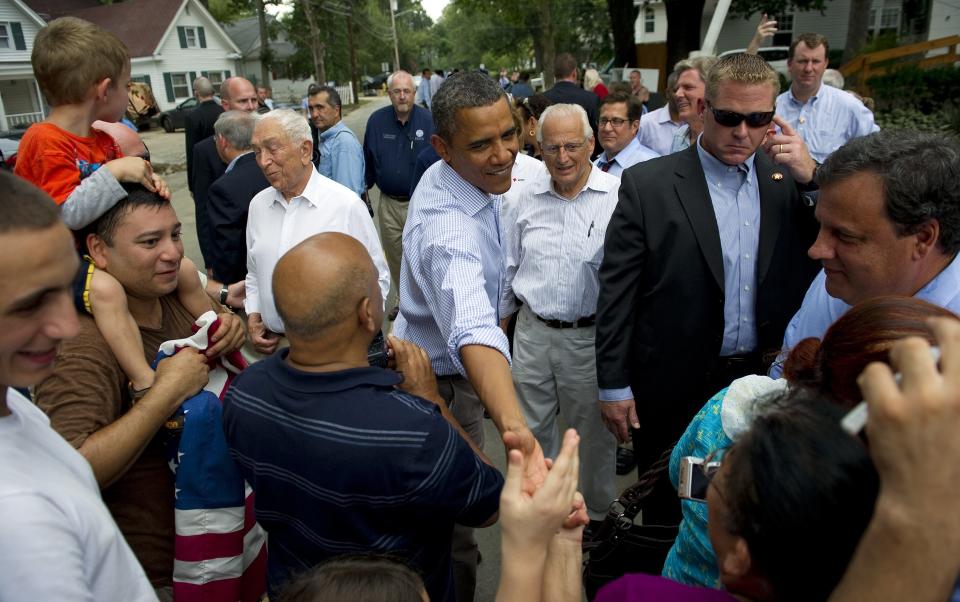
[222, 232, 501, 602]
[363, 70, 434, 317]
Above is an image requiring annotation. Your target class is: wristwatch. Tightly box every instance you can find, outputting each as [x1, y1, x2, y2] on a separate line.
[219, 285, 229, 306]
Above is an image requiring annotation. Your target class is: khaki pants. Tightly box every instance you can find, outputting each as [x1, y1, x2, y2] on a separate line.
[512, 306, 617, 520]
[436, 375, 485, 602]
[377, 192, 409, 306]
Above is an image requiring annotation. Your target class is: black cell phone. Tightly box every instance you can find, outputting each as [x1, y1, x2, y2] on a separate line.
[367, 330, 389, 368]
[678, 456, 721, 502]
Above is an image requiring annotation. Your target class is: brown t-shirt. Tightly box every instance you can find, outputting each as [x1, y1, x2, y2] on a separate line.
[34, 294, 199, 588]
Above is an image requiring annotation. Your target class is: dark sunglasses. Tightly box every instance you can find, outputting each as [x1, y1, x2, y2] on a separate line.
[708, 102, 775, 128]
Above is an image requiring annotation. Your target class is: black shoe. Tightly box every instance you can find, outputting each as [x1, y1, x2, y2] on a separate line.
[616, 446, 636, 475]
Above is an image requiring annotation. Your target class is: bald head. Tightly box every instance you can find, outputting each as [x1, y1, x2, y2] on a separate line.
[273, 233, 380, 340]
[220, 77, 258, 113]
[93, 120, 148, 158]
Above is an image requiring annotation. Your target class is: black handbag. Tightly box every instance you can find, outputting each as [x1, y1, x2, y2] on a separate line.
[582, 445, 679, 601]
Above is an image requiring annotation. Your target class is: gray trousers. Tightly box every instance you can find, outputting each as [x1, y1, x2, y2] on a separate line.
[377, 192, 409, 307]
[437, 375, 485, 602]
[512, 305, 617, 520]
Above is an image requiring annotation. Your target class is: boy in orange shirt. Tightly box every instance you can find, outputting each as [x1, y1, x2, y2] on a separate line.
[16, 17, 211, 395]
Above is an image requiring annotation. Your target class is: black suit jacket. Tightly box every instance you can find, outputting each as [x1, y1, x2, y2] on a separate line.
[207, 152, 270, 284]
[192, 136, 227, 267]
[185, 100, 223, 192]
[596, 145, 820, 426]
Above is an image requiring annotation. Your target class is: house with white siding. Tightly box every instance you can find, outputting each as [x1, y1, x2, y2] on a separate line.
[633, 0, 958, 88]
[0, 0, 46, 130]
[26, 0, 242, 112]
[222, 14, 309, 102]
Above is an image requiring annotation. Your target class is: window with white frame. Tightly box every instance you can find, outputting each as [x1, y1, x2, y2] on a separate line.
[644, 8, 655, 33]
[184, 26, 198, 48]
[869, 6, 901, 35]
[773, 12, 794, 46]
[171, 73, 190, 98]
[0, 23, 9, 49]
[207, 71, 225, 88]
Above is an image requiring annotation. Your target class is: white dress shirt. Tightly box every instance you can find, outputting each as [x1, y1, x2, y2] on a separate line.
[501, 165, 621, 321]
[245, 168, 390, 333]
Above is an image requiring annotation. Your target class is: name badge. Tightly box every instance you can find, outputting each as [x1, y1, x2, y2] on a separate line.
[383, 133, 397, 140]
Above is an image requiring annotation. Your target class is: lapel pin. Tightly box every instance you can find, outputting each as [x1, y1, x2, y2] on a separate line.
[771, 172, 784, 181]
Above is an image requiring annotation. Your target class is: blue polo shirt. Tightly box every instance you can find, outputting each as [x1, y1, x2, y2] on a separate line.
[221, 350, 502, 602]
[363, 105, 434, 197]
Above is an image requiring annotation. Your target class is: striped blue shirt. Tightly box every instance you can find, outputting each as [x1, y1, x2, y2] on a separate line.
[776, 83, 879, 164]
[222, 351, 503, 601]
[696, 138, 760, 356]
[394, 160, 512, 376]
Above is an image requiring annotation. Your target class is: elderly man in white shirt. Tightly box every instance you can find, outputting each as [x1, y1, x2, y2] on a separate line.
[595, 91, 659, 178]
[245, 109, 390, 355]
[501, 103, 619, 524]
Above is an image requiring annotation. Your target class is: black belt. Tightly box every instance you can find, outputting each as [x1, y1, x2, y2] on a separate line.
[534, 313, 596, 329]
[436, 373, 465, 381]
[707, 352, 762, 387]
[383, 193, 410, 202]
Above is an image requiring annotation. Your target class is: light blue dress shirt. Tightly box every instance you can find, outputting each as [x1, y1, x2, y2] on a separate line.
[776, 83, 879, 164]
[671, 123, 692, 154]
[318, 121, 365, 197]
[769, 253, 960, 377]
[393, 161, 512, 377]
[415, 78, 432, 110]
[594, 137, 660, 178]
[599, 139, 761, 402]
[637, 105, 682, 157]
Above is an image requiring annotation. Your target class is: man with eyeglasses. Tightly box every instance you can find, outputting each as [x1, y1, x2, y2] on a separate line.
[501, 103, 620, 530]
[596, 53, 821, 527]
[363, 70, 434, 319]
[594, 91, 659, 178]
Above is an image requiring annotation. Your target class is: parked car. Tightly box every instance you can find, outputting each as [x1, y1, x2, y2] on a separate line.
[719, 46, 790, 77]
[0, 129, 25, 171]
[156, 97, 198, 133]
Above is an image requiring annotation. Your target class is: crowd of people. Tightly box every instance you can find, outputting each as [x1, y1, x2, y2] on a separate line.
[3, 11, 960, 602]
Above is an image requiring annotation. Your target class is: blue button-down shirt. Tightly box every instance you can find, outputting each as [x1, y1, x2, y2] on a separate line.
[769, 253, 960, 377]
[594, 136, 660, 178]
[637, 105, 682, 156]
[393, 161, 512, 377]
[318, 120, 365, 197]
[600, 139, 761, 402]
[363, 105, 434, 197]
[697, 138, 760, 356]
[776, 83, 879, 164]
[415, 78, 433, 110]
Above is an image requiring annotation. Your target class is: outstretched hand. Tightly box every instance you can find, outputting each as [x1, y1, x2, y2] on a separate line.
[502, 425, 549, 495]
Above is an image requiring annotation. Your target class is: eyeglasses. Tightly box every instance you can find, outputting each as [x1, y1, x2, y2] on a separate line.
[707, 102, 775, 128]
[599, 117, 632, 128]
[541, 138, 588, 156]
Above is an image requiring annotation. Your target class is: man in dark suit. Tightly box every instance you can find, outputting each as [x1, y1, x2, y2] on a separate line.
[595, 53, 821, 523]
[207, 110, 269, 285]
[544, 53, 599, 155]
[185, 76, 223, 198]
[191, 77, 259, 272]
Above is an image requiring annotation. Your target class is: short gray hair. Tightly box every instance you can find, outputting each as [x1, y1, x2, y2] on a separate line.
[674, 55, 718, 85]
[214, 110, 257, 150]
[259, 108, 311, 144]
[536, 103, 591, 143]
[432, 71, 506, 141]
[386, 70, 413, 89]
[193, 76, 214, 97]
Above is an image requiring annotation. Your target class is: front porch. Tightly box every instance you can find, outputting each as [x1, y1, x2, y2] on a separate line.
[0, 75, 46, 131]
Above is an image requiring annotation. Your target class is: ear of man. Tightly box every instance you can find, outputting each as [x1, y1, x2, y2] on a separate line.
[431, 133, 451, 163]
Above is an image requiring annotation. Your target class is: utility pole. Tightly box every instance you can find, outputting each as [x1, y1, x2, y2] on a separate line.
[256, 0, 270, 87]
[390, 0, 400, 72]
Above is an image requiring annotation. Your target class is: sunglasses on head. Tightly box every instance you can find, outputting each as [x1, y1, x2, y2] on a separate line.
[708, 102, 775, 128]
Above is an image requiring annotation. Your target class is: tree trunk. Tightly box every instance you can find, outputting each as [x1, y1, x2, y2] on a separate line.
[301, 0, 326, 84]
[256, 0, 270, 87]
[842, 0, 872, 65]
[346, 3, 359, 104]
[665, 0, 705, 73]
[607, 0, 639, 67]
[538, 0, 556, 88]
